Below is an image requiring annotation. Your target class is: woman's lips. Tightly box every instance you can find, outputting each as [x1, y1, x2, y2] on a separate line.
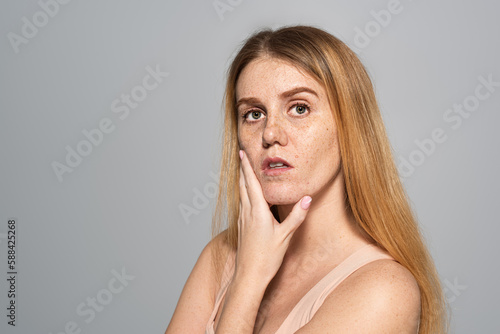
[261, 157, 293, 176]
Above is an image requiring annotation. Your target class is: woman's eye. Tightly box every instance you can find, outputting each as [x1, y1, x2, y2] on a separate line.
[245, 111, 264, 121]
[292, 104, 309, 115]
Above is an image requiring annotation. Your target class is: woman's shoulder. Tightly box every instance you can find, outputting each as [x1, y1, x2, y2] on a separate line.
[297, 257, 421, 333]
[345, 258, 421, 305]
[208, 229, 234, 255]
[165, 230, 234, 333]
[206, 229, 235, 261]
[202, 230, 236, 284]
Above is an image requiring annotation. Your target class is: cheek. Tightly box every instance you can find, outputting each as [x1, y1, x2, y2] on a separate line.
[237, 128, 244, 149]
[300, 131, 340, 188]
[320, 128, 340, 167]
[238, 125, 261, 149]
[238, 131, 261, 172]
[303, 123, 338, 161]
[319, 116, 338, 150]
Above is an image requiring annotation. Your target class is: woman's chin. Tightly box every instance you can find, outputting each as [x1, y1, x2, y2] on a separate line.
[263, 189, 302, 207]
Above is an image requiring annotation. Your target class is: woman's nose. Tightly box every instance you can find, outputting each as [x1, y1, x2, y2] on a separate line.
[262, 115, 288, 148]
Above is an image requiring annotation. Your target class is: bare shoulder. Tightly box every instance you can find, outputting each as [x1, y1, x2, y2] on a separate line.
[191, 230, 233, 289]
[165, 230, 232, 333]
[297, 259, 421, 334]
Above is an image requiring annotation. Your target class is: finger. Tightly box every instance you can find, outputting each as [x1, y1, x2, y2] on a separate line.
[239, 165, 250, 208]
[239, 150, 268, 210]
[237, 202, 242, 245]
[280, 196, 312, 241]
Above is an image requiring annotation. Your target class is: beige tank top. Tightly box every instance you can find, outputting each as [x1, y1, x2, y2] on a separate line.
[205, 243, 394, 334]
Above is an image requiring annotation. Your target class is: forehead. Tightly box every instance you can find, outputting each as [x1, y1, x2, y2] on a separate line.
[235, 57, 323, 99]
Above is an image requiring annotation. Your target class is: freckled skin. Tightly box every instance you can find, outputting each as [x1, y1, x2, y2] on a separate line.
[236, 57, 342, 206]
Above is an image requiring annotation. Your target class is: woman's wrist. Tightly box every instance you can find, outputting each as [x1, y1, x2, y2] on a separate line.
[233, 265, 274, 290]
[227, 271, 269, 308]
[215, 274, 268, 333]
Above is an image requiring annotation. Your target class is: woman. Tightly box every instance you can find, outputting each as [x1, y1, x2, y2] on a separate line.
[166, 25, 448, 333]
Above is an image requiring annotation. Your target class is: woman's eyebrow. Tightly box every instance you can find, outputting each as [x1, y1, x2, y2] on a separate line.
[280, 87, 318, 99]
[235, 97, 260, 110]
[236, 87, 318, 110]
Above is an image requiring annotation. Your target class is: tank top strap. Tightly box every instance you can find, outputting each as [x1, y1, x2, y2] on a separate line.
[205, 249, 236, 334]
[275, 243, 394, 333]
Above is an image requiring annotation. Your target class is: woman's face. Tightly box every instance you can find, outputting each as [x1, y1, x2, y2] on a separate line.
[236, 57, 342, 205]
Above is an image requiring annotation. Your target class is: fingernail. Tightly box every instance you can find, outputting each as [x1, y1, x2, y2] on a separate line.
[239, 150, 243, 160]
[301, 196, 312, 210]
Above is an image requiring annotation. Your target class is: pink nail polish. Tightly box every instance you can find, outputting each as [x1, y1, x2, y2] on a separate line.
[301, 196, 312, 210]
[239, 150, 243, 160]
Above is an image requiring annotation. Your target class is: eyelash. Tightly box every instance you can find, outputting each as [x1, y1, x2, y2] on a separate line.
[241, 103, 311, 123]
[291, 103, 310, 115]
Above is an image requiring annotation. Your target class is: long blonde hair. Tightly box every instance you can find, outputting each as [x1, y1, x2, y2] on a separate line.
[212, 25, 448, 333]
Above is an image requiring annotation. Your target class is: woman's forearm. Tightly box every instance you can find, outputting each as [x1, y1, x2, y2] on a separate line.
[215, 274, 268, 333]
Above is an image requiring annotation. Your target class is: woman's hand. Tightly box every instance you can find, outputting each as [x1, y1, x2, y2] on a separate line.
[214, 150, 312, 333]
[235, 150, 312, 284]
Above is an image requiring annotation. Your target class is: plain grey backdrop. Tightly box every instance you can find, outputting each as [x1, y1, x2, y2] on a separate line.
[1, 0, 499, 333]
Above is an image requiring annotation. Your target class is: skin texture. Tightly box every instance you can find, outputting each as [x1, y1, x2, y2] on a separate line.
[232, 57, 371, 281]
[236, 57, 341, 209]
[165, 57, 421, 334]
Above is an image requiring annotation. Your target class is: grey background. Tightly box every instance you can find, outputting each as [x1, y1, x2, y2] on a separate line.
[1, 0, 498, 333]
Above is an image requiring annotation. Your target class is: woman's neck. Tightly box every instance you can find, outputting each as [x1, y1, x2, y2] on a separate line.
[276, 174, 372, 270]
